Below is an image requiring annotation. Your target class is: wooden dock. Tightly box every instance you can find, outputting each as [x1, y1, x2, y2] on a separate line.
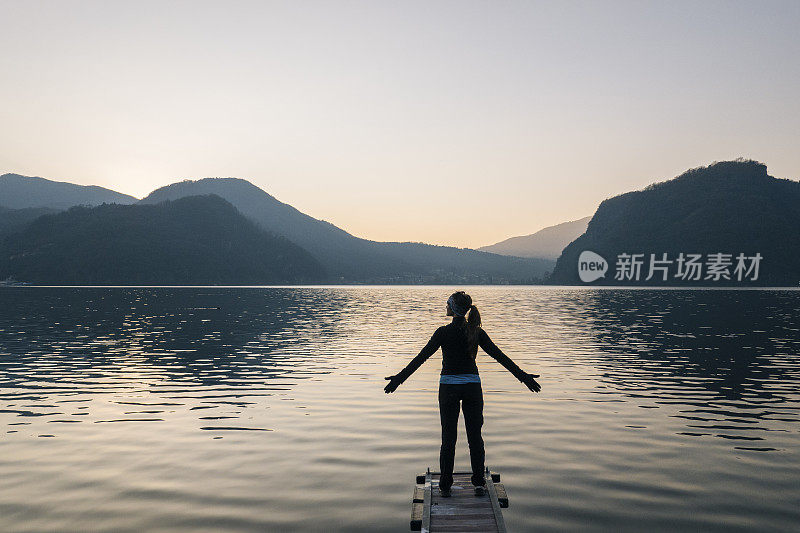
[411, 468, 509, 532]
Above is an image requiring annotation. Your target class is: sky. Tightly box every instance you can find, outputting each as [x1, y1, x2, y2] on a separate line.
[1, 1, 798, 248]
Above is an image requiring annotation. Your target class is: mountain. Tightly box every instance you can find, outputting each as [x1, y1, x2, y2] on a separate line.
[549, 160, 800, 286]
[141, 178, 552, 283]
[0, 205, 59, 236]
[479, 216, 591, 259]
[0, 194, 324, 285]
[0, 173, 137, 209]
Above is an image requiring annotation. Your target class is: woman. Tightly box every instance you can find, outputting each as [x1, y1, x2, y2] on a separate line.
[384, 290, 540, 497]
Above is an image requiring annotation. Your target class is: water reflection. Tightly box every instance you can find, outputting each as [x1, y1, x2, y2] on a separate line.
[582, 289, 800, 448]
[1, 287, 799, 532]
[0, 288, 353, 428]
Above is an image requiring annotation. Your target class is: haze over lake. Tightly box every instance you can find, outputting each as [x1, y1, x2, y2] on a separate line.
[1, 286, 799, 532]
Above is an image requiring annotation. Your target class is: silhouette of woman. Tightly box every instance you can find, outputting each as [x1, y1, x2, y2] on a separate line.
[384, 290, 540, 497]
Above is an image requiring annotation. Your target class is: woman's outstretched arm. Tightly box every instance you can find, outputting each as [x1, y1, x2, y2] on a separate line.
[384, 327, 443, 393]
[478, 329, 541, 392]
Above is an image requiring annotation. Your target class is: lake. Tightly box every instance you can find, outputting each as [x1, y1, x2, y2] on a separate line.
[1, 286, 799, 532]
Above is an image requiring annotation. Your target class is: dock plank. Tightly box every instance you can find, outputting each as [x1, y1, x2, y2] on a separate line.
[410, 469, 507, 532]
[410, 502, 423, 531]
[494, 483, 509, 508]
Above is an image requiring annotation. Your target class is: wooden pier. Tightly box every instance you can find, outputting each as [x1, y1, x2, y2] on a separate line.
[411, 468, 508, 532]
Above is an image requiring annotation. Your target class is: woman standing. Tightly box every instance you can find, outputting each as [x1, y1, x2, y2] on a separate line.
[384, 291, 540, 497]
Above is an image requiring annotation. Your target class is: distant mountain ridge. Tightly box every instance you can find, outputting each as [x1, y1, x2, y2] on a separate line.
[0, 205, 59, 236]
[0, 172, 551, 284]
[141, 178, 552, 283]
[549, 160, 800, 286]
[0, 195, 323, 285]
[0, 173, 137, 209]
[479, 216, 591, 259]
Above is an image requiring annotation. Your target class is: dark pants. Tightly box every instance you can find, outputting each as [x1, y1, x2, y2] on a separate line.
[438, 382, 485, 490]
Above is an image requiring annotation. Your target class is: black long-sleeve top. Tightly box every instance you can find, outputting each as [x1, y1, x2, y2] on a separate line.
[396, 318, 528, 383]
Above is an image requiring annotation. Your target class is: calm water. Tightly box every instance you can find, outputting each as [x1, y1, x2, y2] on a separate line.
[1, 287, 799, 532]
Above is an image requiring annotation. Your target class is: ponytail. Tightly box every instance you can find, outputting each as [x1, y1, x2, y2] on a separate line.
[466, 304, 481, 358]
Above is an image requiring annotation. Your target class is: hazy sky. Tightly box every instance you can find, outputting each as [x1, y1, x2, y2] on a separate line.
[1, 1, 798, 248]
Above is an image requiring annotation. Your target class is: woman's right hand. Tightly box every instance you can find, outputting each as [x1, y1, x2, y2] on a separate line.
[522, 373, 541, 393]
[384, 375, 402, 393]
